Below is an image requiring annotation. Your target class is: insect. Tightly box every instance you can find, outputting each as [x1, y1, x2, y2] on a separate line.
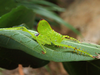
[0, 19, 93, 57]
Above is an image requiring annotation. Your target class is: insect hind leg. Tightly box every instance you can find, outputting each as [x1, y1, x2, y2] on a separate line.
[63, 35, 80, 43]
[54, 42, 93, 57]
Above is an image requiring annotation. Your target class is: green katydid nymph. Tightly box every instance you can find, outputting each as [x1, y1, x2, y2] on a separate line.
[0, 19, 93, 58]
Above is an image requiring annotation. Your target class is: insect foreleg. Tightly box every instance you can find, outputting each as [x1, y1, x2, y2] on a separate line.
[15, 27, 47, 54]
[35, 38, 46, 54]
[12, 26, 37, 39]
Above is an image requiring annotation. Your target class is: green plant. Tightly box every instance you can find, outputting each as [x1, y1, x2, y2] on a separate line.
[0, 19, 100, 75]
[0, 0, 100, 75]
[0, 20, 88, 56]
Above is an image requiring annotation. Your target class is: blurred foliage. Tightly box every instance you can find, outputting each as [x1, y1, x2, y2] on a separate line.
[63, 60, 100, 75]
[0, 0, 80, 34]
[0, 6, 35, 28]
[0, 0, 16, 16]
[16, 0, 80, 34]
[0, 47, 49, 69]
[1, 0, 100, 75]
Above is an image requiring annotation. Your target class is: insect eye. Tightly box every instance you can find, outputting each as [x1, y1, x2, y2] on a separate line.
[35, 33, 39, 36]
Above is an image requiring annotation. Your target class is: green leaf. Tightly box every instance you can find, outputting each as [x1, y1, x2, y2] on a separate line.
[63, 60, 100, 75]
[16, 0, 64, 12]
[0, 6, 35, 28]
[28, 0, 65, 11]
[0, 0, 16, 16]
[0, 29, 99, 62]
